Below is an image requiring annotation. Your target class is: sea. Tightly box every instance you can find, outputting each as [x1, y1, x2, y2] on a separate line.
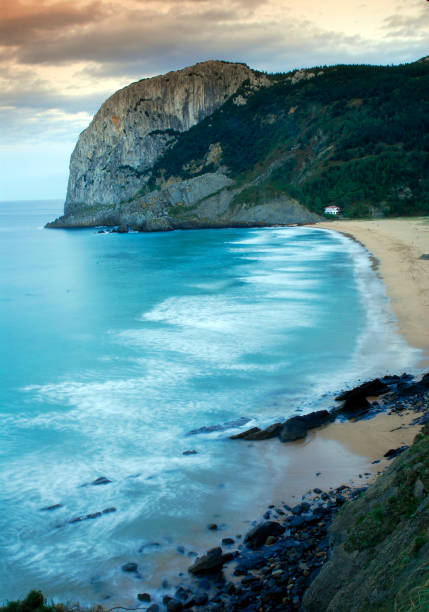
[0, 200, 421, 605]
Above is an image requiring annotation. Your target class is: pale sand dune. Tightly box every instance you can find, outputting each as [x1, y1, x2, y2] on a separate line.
[315, 218, 429, 364]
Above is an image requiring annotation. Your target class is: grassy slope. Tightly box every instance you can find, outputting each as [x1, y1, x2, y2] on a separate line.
[303, 423, 429, 611]
[148, 61, 429, 219]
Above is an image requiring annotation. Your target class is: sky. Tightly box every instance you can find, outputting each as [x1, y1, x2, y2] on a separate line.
[1, 0, 428, 201]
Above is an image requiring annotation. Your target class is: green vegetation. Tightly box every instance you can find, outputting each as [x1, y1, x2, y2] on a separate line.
[1, 591, 57, 612]
[149, 61, 429, 218]
[0, 591, 103, 612]
[345, 424, 429, 552]
[304, 421, 429, 611]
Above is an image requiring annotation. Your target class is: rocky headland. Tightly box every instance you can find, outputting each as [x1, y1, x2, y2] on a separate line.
[47, 58, 429, 230]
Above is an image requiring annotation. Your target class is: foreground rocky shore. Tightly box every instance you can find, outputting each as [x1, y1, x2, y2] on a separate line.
[3, 371, 428, 612]
[130, 371, 428, 611]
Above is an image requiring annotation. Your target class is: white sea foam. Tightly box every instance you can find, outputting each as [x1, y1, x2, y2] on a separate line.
[302, 229, 422, 402]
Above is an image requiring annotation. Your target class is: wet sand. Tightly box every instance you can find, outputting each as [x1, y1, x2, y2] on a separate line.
[315, 218, 429, 365]
[254, 410, 422, 503]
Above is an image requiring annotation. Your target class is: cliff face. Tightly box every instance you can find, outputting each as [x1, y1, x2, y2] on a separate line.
[65, 61, 267, 213]
[51, 170, 319, 231]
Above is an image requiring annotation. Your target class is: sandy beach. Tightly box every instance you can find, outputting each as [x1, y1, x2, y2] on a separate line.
[315, 218, 429, 365]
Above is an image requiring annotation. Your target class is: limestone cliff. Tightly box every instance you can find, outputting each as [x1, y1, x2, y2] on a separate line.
[65, 60, 267, 213]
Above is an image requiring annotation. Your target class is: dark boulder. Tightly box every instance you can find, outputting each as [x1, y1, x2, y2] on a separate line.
[384, 445, 409, 459]
[187, 417, 250, 436]
[183, 450, 198, 455]
[336, 378, 389, 400]
[291, 502, 311, 514]
[230, 427, 261, 440]
[246, 422, 284, 440]
[234, 552, 267, 573]
[91, 476, 112, 486]
[279, 416, 308, 442]
[122, 562, 138, 572]
[303, 410, 332, 430]
[192, 593, 209, 606]
[86, 512, 102, 519]
[137, 593, 151, 602]
[166, 599, 182, 612]
[175, 587, 189, 601]
[336, 394, 371, 416]
[117, 224, 129, 233]
[420, 372, 429, 387]
[188, 547, 225, 575]
[244, 521, 285, 549]
[40, 504, 63, 511]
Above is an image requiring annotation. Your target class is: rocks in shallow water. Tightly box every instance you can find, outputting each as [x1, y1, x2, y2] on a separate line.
[304, 410, 332, 429]
[279, 416, 308, 442]
[188, 547, 225, 575]
[334, 377, 393, 416]
[208, 523, 218, 530]
[186, 417, 250, 436]
[278, 410, 332, 442]
[79, 475, 112, 487]
[117, 224, 129, 233]
[232, 411, 332, 443]
[244, 521, 285, 549]
[230, 426, 261, 440]
[86, 512, 102, 520]
[336, 378, 389, 401]
[40, 503, 63, 511]
[231, 422, 284, 440]
[137, 593, 151, 602]
[91, 476, 112, 485]
[182, 449, 198, 455]
[222, 537, 235, 545]
[122, 562, 138, 572]
[336, 394, 371, 416]
[139, 541, 161, 553]
[146, 605, 159, 612]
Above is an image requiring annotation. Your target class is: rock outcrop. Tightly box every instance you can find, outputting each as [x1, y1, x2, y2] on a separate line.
[48, 170, 319, 230]
[64, 60, 267, 213]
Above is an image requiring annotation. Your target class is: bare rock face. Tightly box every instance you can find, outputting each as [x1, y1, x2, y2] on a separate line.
[65, 61, 266, 213]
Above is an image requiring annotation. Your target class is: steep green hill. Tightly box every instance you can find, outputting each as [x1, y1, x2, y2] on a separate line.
[148, 60, 429, 218]
[303, 423, 429, 611]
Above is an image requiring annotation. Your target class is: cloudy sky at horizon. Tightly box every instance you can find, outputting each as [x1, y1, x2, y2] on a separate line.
[1, 0, 428, 200]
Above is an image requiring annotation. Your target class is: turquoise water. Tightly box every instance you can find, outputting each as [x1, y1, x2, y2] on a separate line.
[0, 201, 419, 604]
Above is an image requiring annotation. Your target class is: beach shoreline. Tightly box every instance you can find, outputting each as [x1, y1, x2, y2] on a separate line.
[313, 217, 429, 366]
[136, 218, 429, 609]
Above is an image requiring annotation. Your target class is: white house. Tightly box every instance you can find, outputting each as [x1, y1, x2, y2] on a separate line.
[324, 205, 341, 215]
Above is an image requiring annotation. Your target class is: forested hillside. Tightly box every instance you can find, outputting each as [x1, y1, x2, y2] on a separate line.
[148, 59, 429, 218]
